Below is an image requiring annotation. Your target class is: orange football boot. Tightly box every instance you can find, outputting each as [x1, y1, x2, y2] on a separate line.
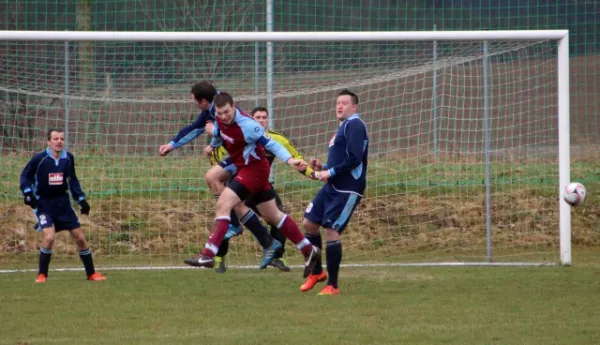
[300, 271, 327, 292]
[87, 272, 107, 281]
[35, 273, 47, 283]
[317, 285, 340, 296]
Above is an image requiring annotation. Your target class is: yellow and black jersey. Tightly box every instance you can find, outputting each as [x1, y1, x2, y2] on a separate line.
[208, 146, 228, 166]
[265, 129, 314, 178]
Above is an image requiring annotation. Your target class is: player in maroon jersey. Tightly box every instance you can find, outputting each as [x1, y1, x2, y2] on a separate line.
[184, 92, 320, 274]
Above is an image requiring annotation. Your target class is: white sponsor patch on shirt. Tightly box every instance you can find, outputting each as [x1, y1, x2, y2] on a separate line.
[329, 134, 336, 147]
[220, 132, 235, 144]
[48, 173, 64, 185]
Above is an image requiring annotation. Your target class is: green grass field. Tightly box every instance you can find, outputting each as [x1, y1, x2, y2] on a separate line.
[1, 263, 600, 345]
[2, 153, 600, 344]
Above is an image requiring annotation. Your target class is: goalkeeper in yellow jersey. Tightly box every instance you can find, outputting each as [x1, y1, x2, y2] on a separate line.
[205, 106, 317, 273]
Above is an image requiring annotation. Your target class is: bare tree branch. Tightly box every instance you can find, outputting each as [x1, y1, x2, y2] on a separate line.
[134, 0, 255, 82]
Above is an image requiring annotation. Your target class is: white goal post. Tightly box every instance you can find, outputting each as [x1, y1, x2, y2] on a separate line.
[0, 30, 571, 267]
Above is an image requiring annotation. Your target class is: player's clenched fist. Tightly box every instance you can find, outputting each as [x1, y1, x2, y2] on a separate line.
[204, 145, 215, 157]
[314, 170, 331, 181]
[205, 121, 215, 137]
[80, 200, 91, 215]
[23, 190, 37, 209]
[159, 143, 174, 156]
[308, 157, 323, 171]
[287, 158, 307, 171]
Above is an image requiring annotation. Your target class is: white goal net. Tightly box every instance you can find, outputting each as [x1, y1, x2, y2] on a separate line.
[0, 31, 572, 270]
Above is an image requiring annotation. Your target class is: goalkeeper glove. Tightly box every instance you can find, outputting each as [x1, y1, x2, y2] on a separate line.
[23, 191, 37, 209]
[80, 199, 91, 215]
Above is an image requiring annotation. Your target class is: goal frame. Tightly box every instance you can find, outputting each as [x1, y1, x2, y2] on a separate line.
[0, 30, 571, 266]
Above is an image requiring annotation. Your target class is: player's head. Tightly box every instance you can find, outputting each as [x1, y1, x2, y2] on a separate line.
[336, 89, 359, 121]
[190, 81, 217, 111]
[47, 128, 65, 152]
[251, 106, 269, 130]
[214, 92, 236, 125]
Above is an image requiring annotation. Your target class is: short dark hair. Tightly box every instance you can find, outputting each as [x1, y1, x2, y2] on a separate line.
[338, 89, 359, 105]
[213, 92, 234, 108]
[190, 81, 217, 103]
[251, 106, 269, 116]
[47, 128, 64, 140]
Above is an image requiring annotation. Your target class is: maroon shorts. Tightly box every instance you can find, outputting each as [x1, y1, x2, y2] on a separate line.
[232, 161, 272, 194]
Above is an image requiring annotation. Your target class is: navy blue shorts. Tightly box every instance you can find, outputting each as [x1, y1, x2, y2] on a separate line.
[218, 157, 237, 176]
[304, 183, 362, 233]
[34, 194, 80, 232]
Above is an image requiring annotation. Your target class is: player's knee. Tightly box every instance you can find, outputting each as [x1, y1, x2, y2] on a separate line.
[302, 218, 319, 233]
[204, 169, 219, 187]
[235, 203, 250, 214]
[325, 228, 340, 241]
[259, 208, 283, 226]
[68, 229, 88, 247]
[42, 232, 55, 247]
[215, 198, 234, 215]
[75, 235, 88, 248]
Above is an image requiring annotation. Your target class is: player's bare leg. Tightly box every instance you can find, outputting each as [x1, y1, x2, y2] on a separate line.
[204, 164, 229, 196]
[299, 218, 328, 292]
[205, 165, 243, 239]
[206, 164, 281, 269]
[256, 200, 320, 275]
[70, 228, 106, 281]
[184, 187, 241, 268]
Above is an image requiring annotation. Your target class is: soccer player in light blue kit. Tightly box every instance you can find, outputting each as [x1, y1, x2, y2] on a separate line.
[301, 89, 368, 295]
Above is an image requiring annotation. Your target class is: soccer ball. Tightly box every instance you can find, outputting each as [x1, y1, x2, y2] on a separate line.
[563, 182, 587, 206]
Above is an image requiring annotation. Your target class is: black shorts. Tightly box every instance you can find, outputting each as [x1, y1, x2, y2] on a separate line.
[244, 183, 284, 212]
[227, 178, 278, 207]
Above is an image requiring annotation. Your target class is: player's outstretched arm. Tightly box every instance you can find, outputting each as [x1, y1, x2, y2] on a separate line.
[159, 143, 175, 156]
[273, 133, 316, 179]
[286, 158, 308, 171]
[159, 112, 209, 156]
[258, 137, 297, 167]
[239, 116, 305, 170]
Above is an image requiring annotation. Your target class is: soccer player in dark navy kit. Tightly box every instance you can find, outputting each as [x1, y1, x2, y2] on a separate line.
[20, 129, 106, 283]
[301, 89, 368, 295]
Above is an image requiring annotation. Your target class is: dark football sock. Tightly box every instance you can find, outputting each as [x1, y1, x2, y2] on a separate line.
[305, 233, 323, 274]
[78, 248, 95, 277]
[325, 240, 342, 288]
[39, 247, 53, 276]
